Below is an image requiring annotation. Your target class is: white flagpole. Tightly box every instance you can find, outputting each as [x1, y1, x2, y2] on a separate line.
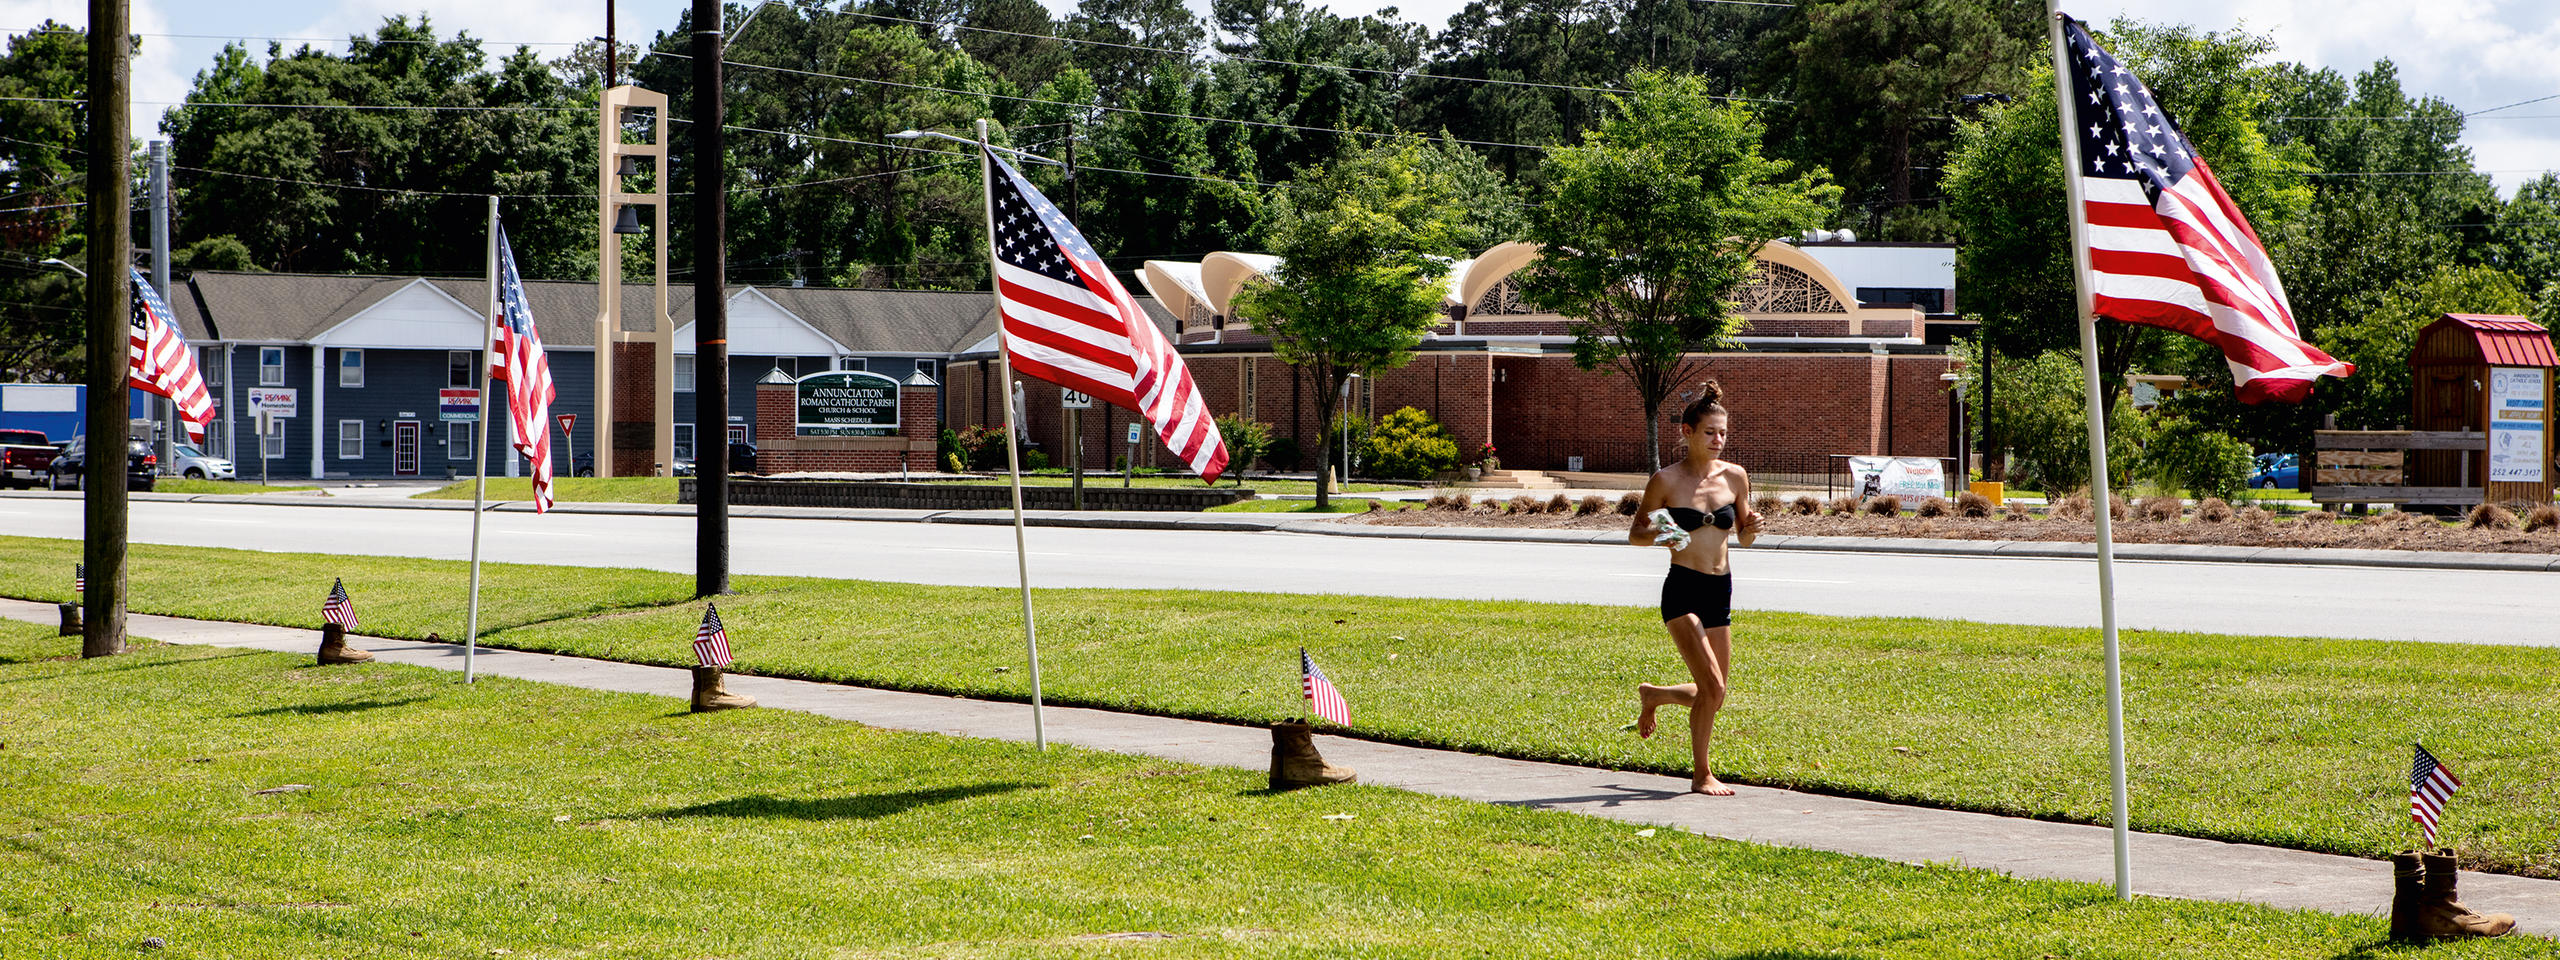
[978, 118, 1045, 750]
[462, 196, 502, 684]
[2047, 2, 2132, 900]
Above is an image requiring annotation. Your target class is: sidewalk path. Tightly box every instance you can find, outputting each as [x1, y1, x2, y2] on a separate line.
[10, 597, 2552, 934]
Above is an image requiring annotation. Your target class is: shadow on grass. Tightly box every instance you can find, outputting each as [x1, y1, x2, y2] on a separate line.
[0, 646, 254, 684]
[229, 696, 429, 718]
[656, 782, 1042, 821]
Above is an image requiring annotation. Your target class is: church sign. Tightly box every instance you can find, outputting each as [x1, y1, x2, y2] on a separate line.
[796, 371, 900, 436]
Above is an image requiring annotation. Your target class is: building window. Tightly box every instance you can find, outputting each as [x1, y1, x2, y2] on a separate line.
[259, 347, 285, 385]
[674, 423, 695, 461]
[915, 359, 937, 382]
[728, 423, 750, 445]
[675, 356, 696, 392]
[1854, 287, 1948, 313]
[448, 351, 479, 389]
[339, 349, 365, 387]
[202, 348, 223, 385]
[447, 421, 473, 460]
[262, 418, 287, 459]
[338, 420, 364, 459]
[837, 357, 867, 372]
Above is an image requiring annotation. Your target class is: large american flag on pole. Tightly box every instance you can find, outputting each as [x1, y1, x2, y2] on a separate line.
[2061, 19, 2351, 404]
[1301, 648, 1349, 727]
[2410, 742, 2461, 847]
[487, 223, 557, 513]
[127, 267, 216, 442]
[983, 147, 1228, 482]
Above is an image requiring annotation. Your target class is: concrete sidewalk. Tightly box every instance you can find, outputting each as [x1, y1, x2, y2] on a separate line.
[11, 488, 2558, 571]
[8, 597, 2552, 935]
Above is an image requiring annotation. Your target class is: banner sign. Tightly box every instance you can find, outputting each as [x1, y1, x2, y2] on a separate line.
[439, 388, 481, 422]
[796, 370, 900, 436]
[246, 387, 298, 417]
[1846, 455, 1948, 500]
[2488, 367, 2545, 483]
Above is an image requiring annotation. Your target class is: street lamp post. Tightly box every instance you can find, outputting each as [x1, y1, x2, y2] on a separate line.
[1338, 372, 1361, 491]
[1940, 372, 1966, 485]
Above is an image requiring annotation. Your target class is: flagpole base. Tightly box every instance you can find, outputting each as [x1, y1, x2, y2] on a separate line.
[690, 664, 756, 712]
[1269, 720, 1355, 789]
[317, 622, 375, 665]
[58, 603, 81, 637]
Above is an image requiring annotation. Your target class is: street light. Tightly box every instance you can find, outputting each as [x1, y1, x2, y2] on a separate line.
[38, 257, 85, 278]
[1339, 372, 1361, 488]
[888, 129, 1066, 167]
[1940, 372, 1967, 483]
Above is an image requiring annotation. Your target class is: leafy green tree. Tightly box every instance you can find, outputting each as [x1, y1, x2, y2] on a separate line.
[1210, 412, 1272, 483]
[1231, 137, 1514, 507]
[1522, 70, 1838, 469]
[1201, 0, 1423, 185]
[2321, 264, 2532, 430]
[0, 22, 94, 381]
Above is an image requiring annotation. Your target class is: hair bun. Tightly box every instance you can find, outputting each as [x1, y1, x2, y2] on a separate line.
[1695, 379, 1722, 407]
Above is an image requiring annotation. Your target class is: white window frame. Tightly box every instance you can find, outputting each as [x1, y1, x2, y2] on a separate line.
[727, 423, 750, 444]
[915, 359, 938, 382]
[339, 349, 365, 387]
[446, 421, 473, 460]
[262, 418, 287, 459]
[259, 347, 285, 385]
[337, 419, 364, 459]
[447, 350, 476, 389]
[674, 355, 696, 392]
[837, 356, 867, 372]
[673, 423, 696, 461]
[201, 347, 223, 385]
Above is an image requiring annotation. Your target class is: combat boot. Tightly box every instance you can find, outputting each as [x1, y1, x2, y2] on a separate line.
[317, 622, 375, 665]
[690, 665, 756, 712]
[1269, 719, 1355, 789]
[2418, 848, 2515, 940]
[2388, 851, 2426, 942]
[58, 602, 80, 637]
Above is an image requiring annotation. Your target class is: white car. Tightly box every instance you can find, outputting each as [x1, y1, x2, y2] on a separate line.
[168, 443, 235, 480]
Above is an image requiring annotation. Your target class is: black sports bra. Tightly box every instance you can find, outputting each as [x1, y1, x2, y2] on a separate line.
[1666, 504, 1737, 532]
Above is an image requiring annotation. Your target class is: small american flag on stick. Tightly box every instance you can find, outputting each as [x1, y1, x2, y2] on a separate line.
[1301, 648, 1349, 727]
[2410, 743, 2461, 847]
[322, 578, 358, 629]
[693, 604, 732, 668]
[73, 564, 83, 593]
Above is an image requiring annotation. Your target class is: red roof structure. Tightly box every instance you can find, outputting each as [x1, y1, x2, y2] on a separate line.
[2412, 314, 2559, 369]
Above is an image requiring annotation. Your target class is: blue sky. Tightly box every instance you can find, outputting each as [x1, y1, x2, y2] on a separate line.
[5, 0, 2553, 194]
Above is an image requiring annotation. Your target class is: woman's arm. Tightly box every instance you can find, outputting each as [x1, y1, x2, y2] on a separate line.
[1731, 466, 1760, 548]
[1629, 472, 1669, 546]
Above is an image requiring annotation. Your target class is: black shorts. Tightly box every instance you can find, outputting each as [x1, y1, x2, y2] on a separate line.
[1660, 564, 1733, 628]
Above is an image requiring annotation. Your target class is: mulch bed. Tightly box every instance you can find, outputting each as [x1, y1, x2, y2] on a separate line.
[1345, 495, 2560, 555]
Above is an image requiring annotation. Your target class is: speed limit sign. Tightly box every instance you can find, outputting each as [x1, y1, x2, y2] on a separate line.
[1061, 389, 1094, 410]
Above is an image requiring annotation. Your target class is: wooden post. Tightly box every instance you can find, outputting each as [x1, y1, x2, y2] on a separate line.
[81, 0, 131, 658]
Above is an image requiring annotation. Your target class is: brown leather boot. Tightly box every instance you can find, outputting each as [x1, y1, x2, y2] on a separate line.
[1269, 720, 1355, 789]
[690, 665, 756, 712]
[2388, 851, 2427, 942]
[2418, 848, 2515, 940]
[58, 602, 81, 637]
[317, 622, 375, 665]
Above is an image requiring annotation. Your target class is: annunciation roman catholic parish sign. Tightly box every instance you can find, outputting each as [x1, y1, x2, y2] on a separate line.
[796, 371, 900, 436]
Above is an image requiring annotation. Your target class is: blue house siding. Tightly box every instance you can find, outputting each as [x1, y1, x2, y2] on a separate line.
[216, 344, 315, 477]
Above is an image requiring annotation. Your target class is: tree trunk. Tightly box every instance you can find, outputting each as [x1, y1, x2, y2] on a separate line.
[1645, 401, 1664, 472]
[1311, 365, 1337, 510]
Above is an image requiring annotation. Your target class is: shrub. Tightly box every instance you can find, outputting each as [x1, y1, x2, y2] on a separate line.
[2137, 418, 2254, 502]
[2196, 498, 2234, 523]
[1366, 498, 1384, 512]
[1865, 495, 1902, 517]
[2466, 503, 2517, 530]
[2527, 504, 2560, 533]
[956, 424, 1010, 468]
[1954, 491, 1992, 518]
[936, 426, 964, 469]
[1446, 493, 1474, 512]
[1826, 496, 1859, 516]
[2138, 496, 2184, 522]
[2109, 494, 2130, 521]
[1750, 493, 1779, 518]
[1021, 449, 1051, 471]
[1509, 494, 1543, 514]
[1212, 413, 1274, 485]
[2002, 498, 2033, 521]
[1790, 494, 1821, 516]
[1363, 407, 1460, 481]
[1576, 495, 1607, 516]
[1425, 493, 1451, 510]
[1617, 492, 1642, 516]
[941, 452, 968, 475]
[1265, 436, 1303, 472]
[2054, 496, 2092, 521]
[1914, 497, 1951, 518]
[2238, 506, 2269, 526]
[1546, 493, 1572, 514]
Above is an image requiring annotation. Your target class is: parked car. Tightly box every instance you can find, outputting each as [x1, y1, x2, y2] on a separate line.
[672, 442, 758, 477]
[2251, 452, 2300, 490]
[46, 436, 157, 491]
[167, 443, 236, 481]
[0, 428, 56, 488]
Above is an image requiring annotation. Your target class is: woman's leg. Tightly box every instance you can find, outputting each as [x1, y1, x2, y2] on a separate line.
[1646, 615, 1732, 794]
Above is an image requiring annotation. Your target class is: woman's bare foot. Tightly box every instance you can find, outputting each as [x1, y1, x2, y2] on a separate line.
[1634, 683, 1672, 738]
[1688, 775, 1735, 797]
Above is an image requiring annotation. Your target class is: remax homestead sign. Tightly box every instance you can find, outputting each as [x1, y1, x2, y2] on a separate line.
[796, 371, 900, 436]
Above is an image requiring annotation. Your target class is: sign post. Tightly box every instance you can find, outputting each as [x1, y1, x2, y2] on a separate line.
[1062, 388, 1091, 509]
[253, 408, 272, 486]
[246, 388, 297, 487]
[556, 413, 577, 477]
[1124, 421, 1140, 488]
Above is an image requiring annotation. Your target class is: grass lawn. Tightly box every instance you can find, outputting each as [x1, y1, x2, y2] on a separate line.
[150, 479, 319, 496]
[0, 619, 2485, 958]
[7, 535, 2559, 879]
[413, 476, 680, 504]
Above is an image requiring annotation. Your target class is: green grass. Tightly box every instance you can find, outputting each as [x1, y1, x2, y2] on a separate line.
[0, 619, 2498, 958]
[8, 535, 2560, 879]
[413, 476, 680, 503]
[150, 479, 318, 495]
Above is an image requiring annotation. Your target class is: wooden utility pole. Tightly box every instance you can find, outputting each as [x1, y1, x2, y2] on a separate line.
[693, 0, 729, 597]
[82, 0, 130, 658]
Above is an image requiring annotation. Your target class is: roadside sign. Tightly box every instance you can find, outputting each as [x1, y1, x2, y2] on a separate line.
[556, 413, 576, 437]
[1062, 389, 1093, 410]
[246, 387, 297, 418]
[1126, 422, 1141, 444]
[439, 388, 481, 422]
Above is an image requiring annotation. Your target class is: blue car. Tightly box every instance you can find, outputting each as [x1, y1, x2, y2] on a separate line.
[2251, 453, 2299, 489]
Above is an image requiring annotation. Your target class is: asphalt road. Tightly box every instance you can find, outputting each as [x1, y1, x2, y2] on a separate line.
[2, 497, 2551, 646]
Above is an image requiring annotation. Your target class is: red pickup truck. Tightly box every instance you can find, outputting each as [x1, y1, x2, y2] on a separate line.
[0, 428, 57, 488]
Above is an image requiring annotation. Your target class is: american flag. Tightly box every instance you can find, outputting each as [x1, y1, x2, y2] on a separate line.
[488, 222, 557, 513]
[2410, 742, 2461, 847]
[322, 578, 358, 629]
[2061, 19, 2352, 404]
[126, 268, 216, 442]
[692, 603, 732, 667]
[983, 147, 1228, 482]
[73, 563, 83, 592]
[1301, 648, 1349, 727]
